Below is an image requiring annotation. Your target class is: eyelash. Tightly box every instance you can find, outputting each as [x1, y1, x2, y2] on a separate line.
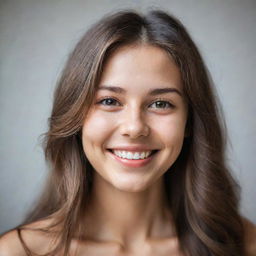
[96, 97, 175, 109]
[97, 97, 121, 107]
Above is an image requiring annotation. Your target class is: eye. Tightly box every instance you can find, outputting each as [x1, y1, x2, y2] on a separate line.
[149, 100, 174, 109]
[97, 97, 121, 106]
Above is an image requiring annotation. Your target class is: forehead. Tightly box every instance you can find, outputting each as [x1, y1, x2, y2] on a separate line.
[99, 44, 182, 93]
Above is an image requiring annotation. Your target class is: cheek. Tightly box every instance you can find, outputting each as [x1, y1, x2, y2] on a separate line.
[82, 112, 116, 148]
[152, 114, 187, 142]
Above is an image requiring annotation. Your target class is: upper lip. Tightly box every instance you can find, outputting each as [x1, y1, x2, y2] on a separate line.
[107, 145, 158, 152]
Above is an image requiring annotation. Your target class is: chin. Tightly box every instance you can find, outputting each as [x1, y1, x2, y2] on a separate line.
[110, 175, 156, 193]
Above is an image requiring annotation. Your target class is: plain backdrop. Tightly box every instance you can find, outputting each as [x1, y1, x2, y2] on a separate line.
[0, 0, 255, 234]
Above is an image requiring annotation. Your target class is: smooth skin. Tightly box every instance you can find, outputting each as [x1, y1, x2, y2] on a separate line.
[81, 44, 188, 254]
[0, 45, 255, 256]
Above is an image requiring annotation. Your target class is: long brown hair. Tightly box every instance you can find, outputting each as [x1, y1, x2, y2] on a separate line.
[15, 9, 245, 256]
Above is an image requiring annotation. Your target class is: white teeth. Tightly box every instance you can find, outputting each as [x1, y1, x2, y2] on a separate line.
[134, 152, 140, 159]
[127, 152, 133, 159]
[112, 150, 153, 160]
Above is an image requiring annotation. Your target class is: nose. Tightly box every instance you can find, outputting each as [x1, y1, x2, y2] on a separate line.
[119, 107, 150, 139]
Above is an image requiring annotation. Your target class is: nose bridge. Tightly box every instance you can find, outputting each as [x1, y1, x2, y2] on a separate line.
[120, 102, 149, 138]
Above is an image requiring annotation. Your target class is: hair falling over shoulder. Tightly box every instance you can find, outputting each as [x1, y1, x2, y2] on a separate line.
[15, 9, 245, 256]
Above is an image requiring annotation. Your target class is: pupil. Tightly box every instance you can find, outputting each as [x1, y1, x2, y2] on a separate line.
[106, 99, 113, 105]
[156, 101, 165, 108]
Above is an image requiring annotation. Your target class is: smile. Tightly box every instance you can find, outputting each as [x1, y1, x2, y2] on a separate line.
[107, 149, 158, 168]
[112, 150, 152, 160]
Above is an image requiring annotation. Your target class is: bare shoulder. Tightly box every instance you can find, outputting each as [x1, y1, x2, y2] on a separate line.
[0, 218, 56, 256]
[0, 229, 27, 256]
[243, 217, 256, 256]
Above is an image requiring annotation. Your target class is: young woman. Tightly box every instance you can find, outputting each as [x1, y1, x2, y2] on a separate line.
[0, 9, 255, 256]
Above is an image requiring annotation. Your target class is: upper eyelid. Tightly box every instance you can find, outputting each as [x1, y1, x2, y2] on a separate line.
[149, 98, 174, 104]
[96, 96, 120, 102]
[149, 101, 174, 106]
[96, 96, 175, 107]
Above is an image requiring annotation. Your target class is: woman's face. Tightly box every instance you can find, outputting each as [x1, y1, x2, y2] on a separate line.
[82, 44, 188, 192]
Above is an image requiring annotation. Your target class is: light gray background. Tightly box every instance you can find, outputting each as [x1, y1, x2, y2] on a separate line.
[0, 0, 255, 234]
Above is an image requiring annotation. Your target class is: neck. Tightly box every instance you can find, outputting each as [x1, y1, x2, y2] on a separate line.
[83, 172, 175, 248]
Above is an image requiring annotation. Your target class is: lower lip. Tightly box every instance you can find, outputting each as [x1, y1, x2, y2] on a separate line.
[108, 151, 156, 168]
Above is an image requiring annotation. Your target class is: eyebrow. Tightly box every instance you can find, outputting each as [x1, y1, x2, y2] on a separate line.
[98, 85, 183, 97]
